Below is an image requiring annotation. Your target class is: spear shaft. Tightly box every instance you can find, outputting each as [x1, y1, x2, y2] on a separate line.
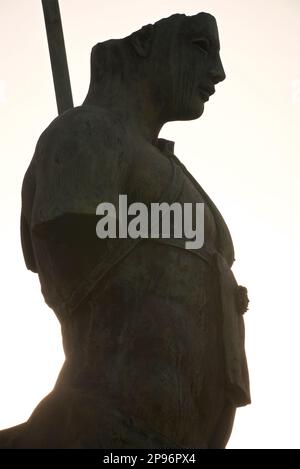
[41, 0, 73, 114]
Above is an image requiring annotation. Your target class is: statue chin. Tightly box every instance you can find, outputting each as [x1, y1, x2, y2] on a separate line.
[194, 103, 205, 119]
[179, 101, 205, 121]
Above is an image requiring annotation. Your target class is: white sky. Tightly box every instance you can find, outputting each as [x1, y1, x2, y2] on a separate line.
[0, 0, 300, 449]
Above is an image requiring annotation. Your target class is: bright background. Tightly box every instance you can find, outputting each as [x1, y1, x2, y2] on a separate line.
[0, 0, 299, 449]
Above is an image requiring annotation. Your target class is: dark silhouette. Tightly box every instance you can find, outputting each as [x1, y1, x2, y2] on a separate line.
[0, 12, 250, 449]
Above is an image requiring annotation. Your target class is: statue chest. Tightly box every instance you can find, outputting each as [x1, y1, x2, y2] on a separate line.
[131, 147, 219, 253]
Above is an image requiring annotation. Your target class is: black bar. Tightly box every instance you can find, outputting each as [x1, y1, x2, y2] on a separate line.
[41, 0, 73, 114]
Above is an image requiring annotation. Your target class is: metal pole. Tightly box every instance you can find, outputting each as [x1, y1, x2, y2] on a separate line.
[41, 0, 73, 114]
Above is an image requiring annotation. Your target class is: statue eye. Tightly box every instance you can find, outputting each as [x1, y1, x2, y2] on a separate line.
[192, 38, 210, 54]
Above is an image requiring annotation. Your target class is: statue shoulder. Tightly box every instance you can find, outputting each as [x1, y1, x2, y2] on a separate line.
[22, 106, 133, 231]
[35, 105, 130, 162]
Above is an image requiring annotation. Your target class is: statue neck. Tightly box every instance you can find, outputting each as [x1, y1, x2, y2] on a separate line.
[83, 83, 165, 144]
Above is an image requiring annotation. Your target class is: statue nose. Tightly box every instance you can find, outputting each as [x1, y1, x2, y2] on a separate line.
[209, 55, 226, 84]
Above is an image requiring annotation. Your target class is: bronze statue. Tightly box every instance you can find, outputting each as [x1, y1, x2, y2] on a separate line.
[0, 12, 250, 449]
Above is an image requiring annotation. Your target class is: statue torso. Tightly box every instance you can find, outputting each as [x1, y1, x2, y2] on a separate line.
[21, 106, 235, 447]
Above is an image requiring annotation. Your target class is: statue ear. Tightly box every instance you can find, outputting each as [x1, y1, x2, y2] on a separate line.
[130, 24, 154, 58]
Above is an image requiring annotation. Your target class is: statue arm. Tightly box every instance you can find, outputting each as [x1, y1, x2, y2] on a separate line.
[29, 109, 131, 235]
[21, 108, 133, 270]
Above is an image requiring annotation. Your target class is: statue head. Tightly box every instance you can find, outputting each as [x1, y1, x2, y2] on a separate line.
[85, 12, 225, 124]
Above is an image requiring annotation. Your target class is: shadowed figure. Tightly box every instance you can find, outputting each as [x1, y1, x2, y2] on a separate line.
[0, 12, 250, 449]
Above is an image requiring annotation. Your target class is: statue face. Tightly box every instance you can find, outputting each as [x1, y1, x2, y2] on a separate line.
[166, 13, 226, 121]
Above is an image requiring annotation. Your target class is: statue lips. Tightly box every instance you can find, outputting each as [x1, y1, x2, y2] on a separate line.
[198, 86, 215, 102]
